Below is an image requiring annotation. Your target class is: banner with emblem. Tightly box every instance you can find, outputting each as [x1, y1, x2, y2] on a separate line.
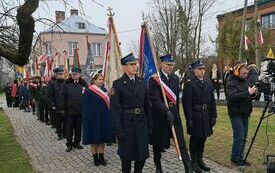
[139, 23, 176, 105]
[102, 10, 123, 90]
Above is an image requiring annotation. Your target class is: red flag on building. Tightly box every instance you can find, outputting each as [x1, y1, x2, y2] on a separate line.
[245, 35, 251, 51]
[258, 30, 264, 46]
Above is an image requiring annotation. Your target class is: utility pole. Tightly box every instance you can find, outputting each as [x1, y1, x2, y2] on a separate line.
[238, 0, 248, 62]
[254, 0, 260, 68]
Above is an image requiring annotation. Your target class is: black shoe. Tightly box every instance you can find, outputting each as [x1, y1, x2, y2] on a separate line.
[231, 159, 245, 167]
[46, 122, 50, 125]
[155, 168, 163, 173]
[66, 146, 72, 152]
[57, 136, 63, 140]
[192, 162, 202, 173]
[98, 153, 107, 166]
[93, 154, 100, 166]
[198, 159, 210, 171]
[73, 144, 84, 149]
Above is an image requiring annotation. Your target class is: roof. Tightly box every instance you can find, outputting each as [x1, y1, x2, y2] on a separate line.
[41, 14, 107, 35]
[217, 0, 275, 20]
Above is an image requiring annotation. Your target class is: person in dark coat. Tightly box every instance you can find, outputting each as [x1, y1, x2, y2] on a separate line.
[48, 67, 66, 140]
[4, 82, 12, 107]
[39, 78, 50, 124]
[209, 63, 221, 100]
[47, 74, 57, 129]
[63, 67, 87, 152]
[148, 54, 192, 173]
[182, 60, 217, 173]
[110, 53, 151, 173]
[226, 64, 257, 167]
[82, 72, 113, 166]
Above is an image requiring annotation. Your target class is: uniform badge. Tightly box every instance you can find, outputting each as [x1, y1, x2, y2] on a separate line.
[123, 81, 127, 84]
[110, 88, 116, 96]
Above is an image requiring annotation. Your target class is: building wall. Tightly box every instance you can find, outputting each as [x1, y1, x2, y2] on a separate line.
[34, 33, 106, 68]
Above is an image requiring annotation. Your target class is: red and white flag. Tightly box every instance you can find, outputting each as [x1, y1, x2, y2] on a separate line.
[258, 30, 264, 46]
[102, 14, 123, 90]
[245, 35, 251, 51]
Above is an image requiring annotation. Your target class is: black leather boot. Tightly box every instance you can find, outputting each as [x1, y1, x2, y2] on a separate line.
[198, 152, 210, 171]
[191, 152, 202, 173]
[181, 151, 193, 173]
[93, 154, 100, 166]
[99, 153, 107, 166]
[134, 161, 145, 173]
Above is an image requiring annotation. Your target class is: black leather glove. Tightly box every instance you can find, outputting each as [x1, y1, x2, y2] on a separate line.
[166, 110, 174, 125]
[187, 120, 193, 131]
[118, 133, 126, 143]
[210, 118, 216, 127]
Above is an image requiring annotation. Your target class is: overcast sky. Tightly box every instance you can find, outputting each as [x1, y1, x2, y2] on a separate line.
[33, 0, 255, 56]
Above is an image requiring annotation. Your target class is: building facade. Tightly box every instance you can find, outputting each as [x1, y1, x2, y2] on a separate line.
[33, 9, 107, 71]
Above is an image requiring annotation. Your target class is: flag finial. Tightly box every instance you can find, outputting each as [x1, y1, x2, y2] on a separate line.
[107, 7, 114, 17]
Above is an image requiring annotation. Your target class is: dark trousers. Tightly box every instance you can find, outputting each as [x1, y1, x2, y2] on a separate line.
[229, 116, 249, 161]
[6, 95, 12, 107]
[215, 88, 220, 100]
[39, 103, 49, 123]
[121, 160, 145, 173]
[66, 114, 82, 146]
[49, 110, 56, 127]
[190, 136, 207, 163]
[56, 113, 66, 138]
[12, 96, 19, 107]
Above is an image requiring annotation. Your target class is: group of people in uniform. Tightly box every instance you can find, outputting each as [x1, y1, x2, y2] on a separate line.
[109, 53, 217, 173]
[5, 53, 217, 173]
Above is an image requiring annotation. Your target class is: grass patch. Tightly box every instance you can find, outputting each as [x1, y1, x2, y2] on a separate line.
[0, 109, 33, 173]
[180, 106, 275, 173]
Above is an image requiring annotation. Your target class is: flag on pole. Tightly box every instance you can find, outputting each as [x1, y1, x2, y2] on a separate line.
[138, 22, 181, 160]
[84, 35, 94, 82]
[245, 35, 251, 51]
[258, 30, 264, 46]
[54, 52, 61, 68]
[63, 50, 69, 79]
[73, 47, 80, 68]
[139, 24, 176, 105]
[102, 13, 123, 90]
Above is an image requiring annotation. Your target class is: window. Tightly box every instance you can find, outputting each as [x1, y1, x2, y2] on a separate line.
[92, 43, 102, 56]
[262, 15, 270, 28]
[45, 42, 52, 56]
[272, 14, 275, 28]
[77, 22, 85, 29]
[68, 42, 78, 56]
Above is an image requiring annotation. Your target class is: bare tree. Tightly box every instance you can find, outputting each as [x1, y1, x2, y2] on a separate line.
[0, 0, 39, 66]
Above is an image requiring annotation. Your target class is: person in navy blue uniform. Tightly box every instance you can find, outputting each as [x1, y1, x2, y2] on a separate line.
[48, 67, 66, 140]
[62, 67, 88, 152]
[82, 72, 113, 166]
[148, 54, 192, 173]
[182, 60, 217, 173]
[110, 53, 151, 173]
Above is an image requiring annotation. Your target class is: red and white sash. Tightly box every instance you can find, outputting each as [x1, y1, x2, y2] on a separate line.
[153, 76, 177, 105]
[89, 85, 110, 109]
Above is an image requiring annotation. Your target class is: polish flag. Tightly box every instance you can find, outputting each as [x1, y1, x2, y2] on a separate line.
[258, 30, 264, 46]
[245, 35, 251, 51]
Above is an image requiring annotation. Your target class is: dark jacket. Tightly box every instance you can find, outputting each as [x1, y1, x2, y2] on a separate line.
[226, 75, 253, 118]
[182, 77, 217, 137]
[82, 86, 113, 145]
[148, 71, 185, 149]
[110, 73, 151, 161]
[210, 70, 221, 90]
[48, 79, 65, 113]
[63, 77, 87, 116]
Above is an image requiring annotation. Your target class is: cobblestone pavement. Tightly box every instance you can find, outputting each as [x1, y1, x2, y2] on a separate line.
[1, 98, 240, 173]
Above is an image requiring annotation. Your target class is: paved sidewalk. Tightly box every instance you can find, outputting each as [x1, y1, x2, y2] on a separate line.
[1, 99, 240, 173]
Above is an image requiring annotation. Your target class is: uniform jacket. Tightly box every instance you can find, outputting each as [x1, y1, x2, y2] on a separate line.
[62, 77, 87, 116]
[48, 79, 65, 113]
[110, 73, 151, 161]
[182, 77, 217, 137]
[148, 71, 186, 149]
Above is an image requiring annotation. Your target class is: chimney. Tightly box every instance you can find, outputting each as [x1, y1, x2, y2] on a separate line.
[55, 11, 65, 24]
[70, 9, 78, 16]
